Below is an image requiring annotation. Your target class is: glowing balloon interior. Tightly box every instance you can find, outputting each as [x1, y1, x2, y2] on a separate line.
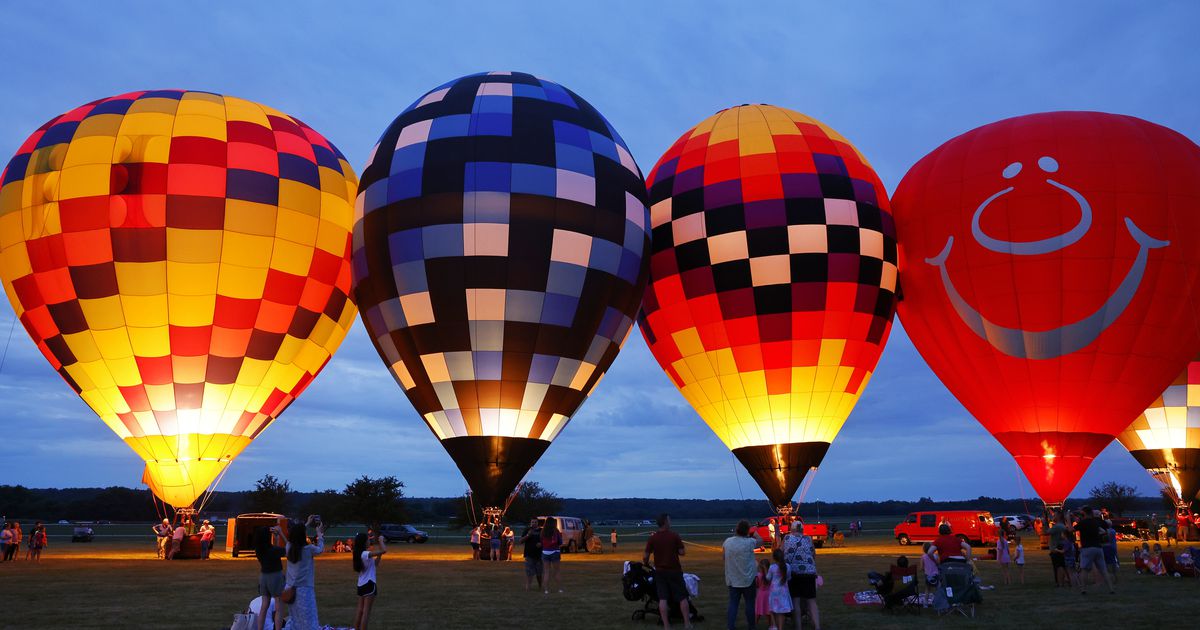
[638, 105, 897, 507]
[0, 90, 360, 508]
[893, 111, 1200, 504]
[352, 72, 650, 509]
[1118, 358, 1200, 506]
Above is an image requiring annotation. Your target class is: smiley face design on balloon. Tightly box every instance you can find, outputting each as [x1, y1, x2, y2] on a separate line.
[926, 154, 1169, 360]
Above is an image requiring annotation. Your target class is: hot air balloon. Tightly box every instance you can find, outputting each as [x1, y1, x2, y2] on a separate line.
[1118, 358, 1200, 508]
[893, 111, 1200, 507]
[352, 72, 650, 517]
[638, 105, 898, 511]
[0, 90, 360, 511]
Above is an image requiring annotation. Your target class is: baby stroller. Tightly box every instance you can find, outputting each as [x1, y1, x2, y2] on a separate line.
[935, 560, 982, 618]
[622, 561, 703, 624]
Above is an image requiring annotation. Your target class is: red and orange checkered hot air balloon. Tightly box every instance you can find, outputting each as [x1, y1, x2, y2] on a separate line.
[638, 105, 898, 510]
[0, 90, 359, 509]
[1117, 357, 1200, 508]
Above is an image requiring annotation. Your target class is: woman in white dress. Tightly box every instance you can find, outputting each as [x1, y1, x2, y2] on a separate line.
[284, 515, 326, 630]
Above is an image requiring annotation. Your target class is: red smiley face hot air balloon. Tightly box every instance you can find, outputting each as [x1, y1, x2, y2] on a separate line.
[893, 111, 1200, 506]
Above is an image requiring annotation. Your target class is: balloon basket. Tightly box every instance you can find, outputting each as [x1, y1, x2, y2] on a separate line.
[776, 504, 794, 516]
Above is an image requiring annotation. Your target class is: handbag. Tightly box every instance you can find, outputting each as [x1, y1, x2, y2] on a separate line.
[280, 585, 296, 604]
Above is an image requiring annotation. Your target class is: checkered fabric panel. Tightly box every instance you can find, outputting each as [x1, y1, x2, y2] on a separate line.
[353, 72, 651, 443]
[1119, 357, 1200, 451]
[0, 90, 359, 505]
[637, 105, 897, 451]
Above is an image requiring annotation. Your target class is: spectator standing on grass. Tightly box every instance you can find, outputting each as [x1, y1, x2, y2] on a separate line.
[520, 519, 543, 591]
[1103, 520, 1119, 584]
[542, 517, 564, 594]
[199, 519, 215, 559]
[8, 522, 21, 562]
[1013, 537, 1025, 584]
[781, 516, 821, 630]
[153, 518, 172, 559]
[254, 525, 287, 630]
[1076, 508, 1115, 594]
[469, 524, 480, 560]
[353, 532, 387, 630]
[490, 522, 502, 561]
[996, 528, 1011, 584]
[26, 522, 46, 562]
[766, 548, 792, 630]
[284, 515, 327, 630]
[643, 514, 692, 629]
[721, 519, 760, 630]
[611, 528, 618, 551]
[502, 524, 514, 561]
[0, 522, 12, 562]
[1048, 512, 1069, 586]
[167, 522, 185, 560]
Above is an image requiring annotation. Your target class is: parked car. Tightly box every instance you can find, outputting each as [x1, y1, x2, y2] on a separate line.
[538, 516, 586, 552]
[752, 516, 829, 548]
[894, 510, 998, 546]
[377, 524, 428, 543]
[71, 526, 94, 542]
[57, 520, 70, 525]
[994, 514, 1037, 531]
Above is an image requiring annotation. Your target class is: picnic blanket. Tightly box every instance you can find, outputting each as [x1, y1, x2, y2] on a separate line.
[842, 590, 934, 607]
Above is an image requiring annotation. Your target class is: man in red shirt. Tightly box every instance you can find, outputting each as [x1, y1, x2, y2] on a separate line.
[930, 522, 972, 564]
[643, 514, 692, 629]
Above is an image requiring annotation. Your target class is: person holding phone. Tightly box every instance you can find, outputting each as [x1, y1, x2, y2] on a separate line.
[284, 515, 327, 630]
[353, 532, 387, 630]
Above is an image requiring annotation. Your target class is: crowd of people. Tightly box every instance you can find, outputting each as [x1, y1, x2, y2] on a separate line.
[0, 520, 47, 562]
[468, 521, 516, 561]
[247, 514, 389, 630]
[721, 514, 821, 630]
[152, 516, 216, 560]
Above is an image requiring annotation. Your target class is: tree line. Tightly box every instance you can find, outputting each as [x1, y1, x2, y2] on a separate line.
[0, 479, 1173, 525]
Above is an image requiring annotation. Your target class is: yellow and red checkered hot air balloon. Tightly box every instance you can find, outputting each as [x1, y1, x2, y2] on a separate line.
[0, 90, 359, 508]
[1118, 357, 1200, 507]
[638, 105, 897, 509]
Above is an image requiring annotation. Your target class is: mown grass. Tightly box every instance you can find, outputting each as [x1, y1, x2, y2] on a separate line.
[2, 526, 1197, 629]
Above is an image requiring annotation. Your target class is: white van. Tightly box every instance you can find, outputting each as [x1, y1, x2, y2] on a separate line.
[537, 515, 586, 553]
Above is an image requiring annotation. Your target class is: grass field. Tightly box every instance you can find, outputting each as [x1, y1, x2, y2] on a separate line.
[1, 522, 1197, 629]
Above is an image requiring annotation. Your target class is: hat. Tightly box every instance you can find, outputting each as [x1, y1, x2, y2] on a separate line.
[203, 519, 210, 524]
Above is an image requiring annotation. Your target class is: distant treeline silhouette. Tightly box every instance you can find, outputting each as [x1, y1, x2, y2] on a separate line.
[0, 484, 1170, 523]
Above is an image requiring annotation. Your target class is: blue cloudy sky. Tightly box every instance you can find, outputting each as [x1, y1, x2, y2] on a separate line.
[1, 1, 1197, 502]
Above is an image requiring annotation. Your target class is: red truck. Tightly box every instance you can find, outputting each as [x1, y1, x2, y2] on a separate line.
[752, 516, 828, 548]
[893, 510, 998, 546]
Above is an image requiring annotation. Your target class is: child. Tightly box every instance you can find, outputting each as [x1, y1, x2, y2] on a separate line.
[755, 558, 771, 629]
[353, 532, 388, 630]
[767, 548, 792, 630]
[996, 531, 1011, 584]
[1062, 536, 1079, 586]
[921, 542, 939, 594]
[1147, 543, 1166, 576]
[1012, 536, 1025, 585]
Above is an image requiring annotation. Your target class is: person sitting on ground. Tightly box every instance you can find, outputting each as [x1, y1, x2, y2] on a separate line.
[1146, 543, 1167, 576]
[930, 523, 972, 564]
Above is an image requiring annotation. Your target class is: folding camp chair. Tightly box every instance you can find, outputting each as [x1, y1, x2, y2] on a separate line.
[936, 560, 981, 618]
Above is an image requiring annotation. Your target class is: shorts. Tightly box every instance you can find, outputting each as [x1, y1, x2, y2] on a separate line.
[542, 551, 561, 563]
[491, 538, 501, 549]
[524, 558, 544, 577]
[259, 571, 285, 597]
[788, 573, 817, 599]
[655, 569, 688, 604]
[1050, 551, 1065, 568]
[357, 580, 377, 597]
[1079, 547, 1105, 571]
[470, 542, 479, 550]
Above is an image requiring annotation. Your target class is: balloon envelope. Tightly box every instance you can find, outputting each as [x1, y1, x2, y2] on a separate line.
[638, 105, 897, 507]
[1118, 358, 1200, 505]
[352, 72, 650, 508]
[893, 111, 1200, 504]
[0, 90, 360, 507]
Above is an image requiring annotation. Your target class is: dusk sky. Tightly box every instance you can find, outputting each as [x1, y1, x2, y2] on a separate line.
[1, 2, 1197, 503]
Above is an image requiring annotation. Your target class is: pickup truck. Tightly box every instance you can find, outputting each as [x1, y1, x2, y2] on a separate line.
[752, 516, 828, 548]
